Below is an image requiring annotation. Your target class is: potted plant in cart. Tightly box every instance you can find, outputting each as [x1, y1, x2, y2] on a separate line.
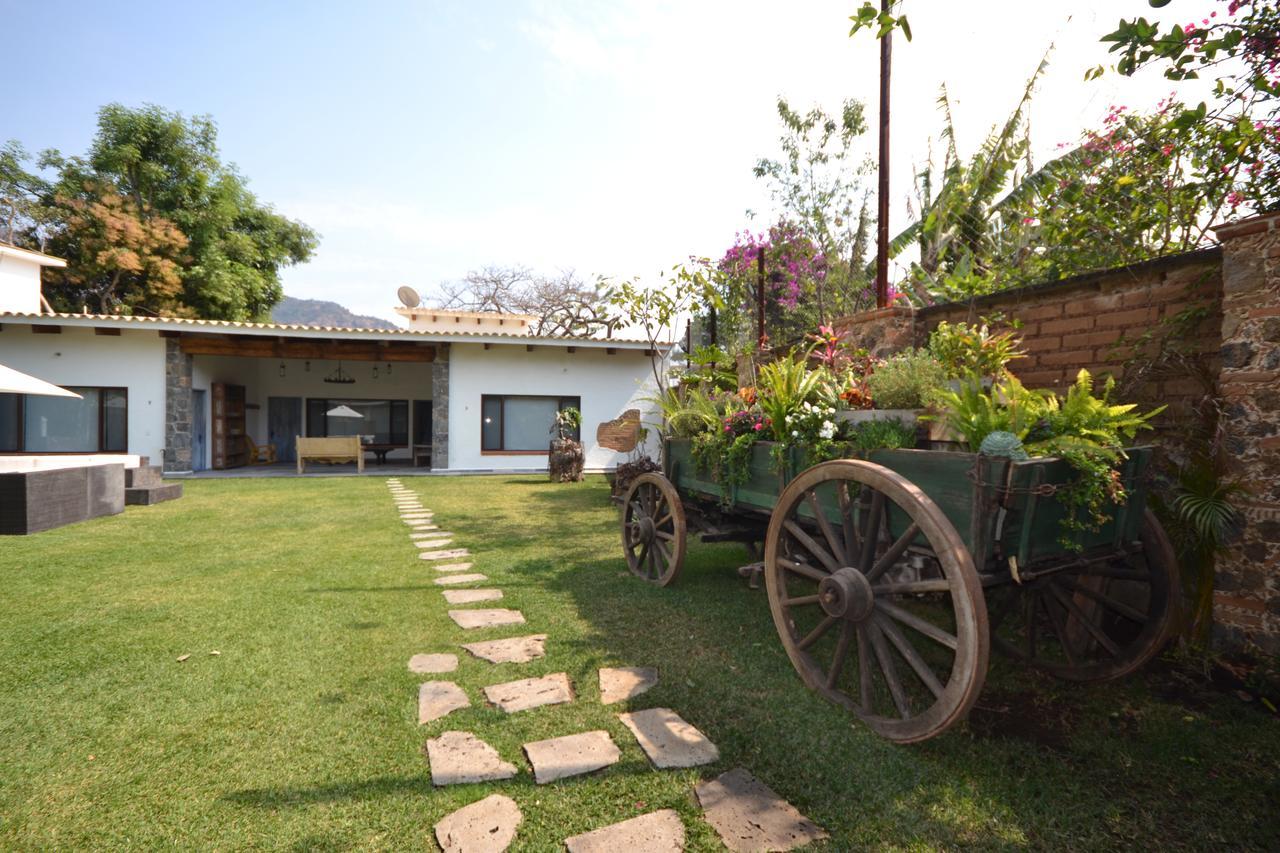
[548, 407, 584, 483]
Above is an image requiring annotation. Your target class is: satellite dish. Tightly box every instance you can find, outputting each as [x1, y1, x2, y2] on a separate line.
[397, 285, 421, 309]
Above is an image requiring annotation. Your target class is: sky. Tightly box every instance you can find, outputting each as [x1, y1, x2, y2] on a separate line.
[4, 0, 1221, 325]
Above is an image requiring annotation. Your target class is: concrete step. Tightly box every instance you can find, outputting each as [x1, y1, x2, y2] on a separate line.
[125, 466, 163, 488]
[125, 483, 183, 506]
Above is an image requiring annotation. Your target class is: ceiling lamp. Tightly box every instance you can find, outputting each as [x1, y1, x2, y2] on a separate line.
[323, 361, 356, 384]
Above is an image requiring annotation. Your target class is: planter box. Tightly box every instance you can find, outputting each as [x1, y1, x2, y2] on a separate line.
[835, 409, 919, 428]
[0, 462, 125, 535]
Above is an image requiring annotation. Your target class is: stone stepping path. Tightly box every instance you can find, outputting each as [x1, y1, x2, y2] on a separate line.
[695, 768, 827, 851]
[435, 573, 488, 586]
[408, 653, 458, 674]
[564, 810, 685, 853]
[461, 635, 547, 664]
[410, 529, 442, 536]
[419, 681, 470, 723]
[449, 608, 526, 630]
[415, 538, 454, 549]
[619, 708, 719, 769]
[415, 537, 456, 548]
[426, 731, 518, 786]
[436, 563, 477, 574]
[421, 549, 471, 561]
[599, 666, 658, 704]
[483, 673, 573, 713]
[435, 794, 522, 853]
[523, 730, 620, 784]
[443, 589, 503, 604]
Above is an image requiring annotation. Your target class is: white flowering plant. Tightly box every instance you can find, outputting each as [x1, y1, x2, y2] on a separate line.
[781, 399, 847, 463]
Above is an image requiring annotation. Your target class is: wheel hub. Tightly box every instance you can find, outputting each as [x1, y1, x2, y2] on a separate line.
[819, 567, 875, 622]
[636, 516, 656, 543]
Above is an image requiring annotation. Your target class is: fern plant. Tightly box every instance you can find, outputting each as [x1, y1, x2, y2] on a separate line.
[756, 353, 832, 443]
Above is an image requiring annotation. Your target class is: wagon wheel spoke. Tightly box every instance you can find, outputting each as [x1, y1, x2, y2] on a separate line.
[807, 491, 849, 565]
[826, 621, 854, 689]
[837, 482, 859, 562]
[783, 593, 822, 607]
[871, 579, 952, 595]
[783, 519, 842, 574]
[875, 599, 959, 650]
[1058, 576, 1147, 623]
[1046, 581, 1119, 658]
[1025, 590, 1038, 659]
[865, 522, 920, 584]
[866, 618, 911, 719]
[1040, 592, 1079, 668]
[857, 491, 885, 573]
[798, 616, 838, 652]
[856, 624, 874, 712]
[875, 613, 945, 700]
[778, 557, 829, 584]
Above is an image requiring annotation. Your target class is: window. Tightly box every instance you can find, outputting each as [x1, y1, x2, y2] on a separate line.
[305, 399, 409, 444]
[0, 387, 128, 453]
[481, 395, 580, 453]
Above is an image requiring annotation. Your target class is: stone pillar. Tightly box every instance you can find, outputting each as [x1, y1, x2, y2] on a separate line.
[431, 343, 449, 471]
[163, 337, 194, 473]
[1212, 211, 1280, 653]
[831, 305, 917, 359]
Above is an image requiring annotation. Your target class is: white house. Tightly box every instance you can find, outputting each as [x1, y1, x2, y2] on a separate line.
[0, 246, 664, 474]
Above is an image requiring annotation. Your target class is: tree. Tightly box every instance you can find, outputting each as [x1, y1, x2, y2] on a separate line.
[437, 265, 619, 338]
[0, 142, 52, 249]
[753, 98, 874, 317]
[39, 103, 318, 319]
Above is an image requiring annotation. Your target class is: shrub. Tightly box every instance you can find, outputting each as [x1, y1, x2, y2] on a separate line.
[865, 348, 949, 409]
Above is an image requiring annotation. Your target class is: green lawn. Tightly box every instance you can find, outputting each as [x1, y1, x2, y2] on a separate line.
[0, 475, 1276, 850]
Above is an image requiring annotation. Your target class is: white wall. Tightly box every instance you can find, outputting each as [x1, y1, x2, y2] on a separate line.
[190, 354, 433, 468]
[447, 342, 660, 471]
[0, 327, 167, 460]
[0, 254, 44, 314]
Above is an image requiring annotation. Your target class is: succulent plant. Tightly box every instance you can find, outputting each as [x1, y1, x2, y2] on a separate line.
[979, 430, 1030, 461]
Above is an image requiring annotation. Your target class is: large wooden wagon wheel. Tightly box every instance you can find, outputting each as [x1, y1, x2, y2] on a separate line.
[621, 473, 687, 586]
[988, 510, 1180, 681]
[764, 460, 989, 743]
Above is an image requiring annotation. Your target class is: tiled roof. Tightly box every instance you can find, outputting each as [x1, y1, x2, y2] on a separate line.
[0, 310, 666, 348]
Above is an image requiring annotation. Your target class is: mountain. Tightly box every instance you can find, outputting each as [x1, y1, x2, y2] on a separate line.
[271, 296, 398, 330]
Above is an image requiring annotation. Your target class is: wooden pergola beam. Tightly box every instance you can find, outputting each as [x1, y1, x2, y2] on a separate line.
[177, 334, 436, 362]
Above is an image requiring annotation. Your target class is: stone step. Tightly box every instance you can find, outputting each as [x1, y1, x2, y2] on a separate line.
[125, 465, 164, 488]
[125, 483, 183, 506]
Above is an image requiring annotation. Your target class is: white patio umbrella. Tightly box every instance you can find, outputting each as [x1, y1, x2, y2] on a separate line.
[0, 363, 81, 398]
[325, 404, 363, 418]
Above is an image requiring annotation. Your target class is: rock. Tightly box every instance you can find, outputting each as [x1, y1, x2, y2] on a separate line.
[425, 731, 518, 786]
[599, 667, 658, 704]
[461, 635, 547, 664]
[435, 574, 489, 586]
[421, 549, 471, 561]
[408, 653, 458, 674]
[695, 768, 827, 851]
[410, 528, 442, 535]
[564, 810, 685, 853]
[483, 673, 573, 713]
[419, 681, 470, 724]
[434, 562, 473, 572]
[449, 609, 526, 630]
[435, 793, 522, 853]
[523, 730, 620, 784]
[618, 708, 718, 768]
[176, 653, 190, 662]
[417, 538, 457, 549]
[443, 589, 503, 604]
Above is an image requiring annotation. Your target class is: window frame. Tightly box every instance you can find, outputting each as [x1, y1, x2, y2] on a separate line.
[0, 386, 129, 454]
[480, 394, 581, 455]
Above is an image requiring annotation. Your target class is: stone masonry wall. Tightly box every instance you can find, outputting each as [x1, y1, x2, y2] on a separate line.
[163, 337, 193, 473]
[1212, 212, 1280, 652]
[431, 343, 449, 470]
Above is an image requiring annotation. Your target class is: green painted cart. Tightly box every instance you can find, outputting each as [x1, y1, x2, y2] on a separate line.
[618, 438, 1180, 743]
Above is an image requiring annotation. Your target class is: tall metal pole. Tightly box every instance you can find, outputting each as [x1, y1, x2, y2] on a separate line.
[875, 0, 893, 308]
[756, 246, 767, 347]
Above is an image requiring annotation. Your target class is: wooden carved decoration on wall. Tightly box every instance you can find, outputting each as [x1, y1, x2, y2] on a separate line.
[597, 409, 641, 452]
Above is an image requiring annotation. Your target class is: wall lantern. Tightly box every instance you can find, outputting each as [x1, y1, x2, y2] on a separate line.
[278, 361, 286, 378]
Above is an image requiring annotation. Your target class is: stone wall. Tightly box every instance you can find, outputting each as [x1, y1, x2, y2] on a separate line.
[163, 337, 193, 474]
[831, 214, 1280, 653]
[1212, 212, 1280, 651]
[431, 343, 449, 470]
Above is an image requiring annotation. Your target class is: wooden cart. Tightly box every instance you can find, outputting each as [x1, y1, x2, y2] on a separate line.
[618, 438, 1180, 743]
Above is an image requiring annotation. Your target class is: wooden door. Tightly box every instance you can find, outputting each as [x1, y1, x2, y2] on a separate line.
[268, 397, 303, 462]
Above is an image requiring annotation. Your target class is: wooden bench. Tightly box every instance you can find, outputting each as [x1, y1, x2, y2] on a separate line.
[295, 436, 364, 474]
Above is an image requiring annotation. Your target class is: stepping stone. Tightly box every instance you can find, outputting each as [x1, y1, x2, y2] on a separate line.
[434, 562, 472, 572]
[435, 573, 488, 586]
[523, 730, 620, 784]
[599, 667, 658, 704]
[415, 538, 457, 548]
[410, 529, 442, 536]
[414, 538, 454, 549]
[408, 653, 459, 674]
[461, 635, 547, 664]
[695, 768, 827, 852]
[618, 708, 719, 768]
[564, 810, 685, 853]
[421, 549, 471, 561]
[449, 609, 526, 630]
[419, 681, 470, 724]
[425, 731, 518, 786]
[435, 793, 522, 853]
[402, 513, 433, 520]
[443, 588, 502, 604]
[483, 673, 573, 713]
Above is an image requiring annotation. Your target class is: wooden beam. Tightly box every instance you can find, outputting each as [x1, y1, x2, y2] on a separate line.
[526, 344, 535, 352]
[158, 330, 180, 338]
[483, 343, 492, 350]
[606, 347, 617, 355]
[31, 325, 61, 334]
[94, 327, 121, 336]
[567, 346, 576, 354]
[177, 334, 435, 362]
